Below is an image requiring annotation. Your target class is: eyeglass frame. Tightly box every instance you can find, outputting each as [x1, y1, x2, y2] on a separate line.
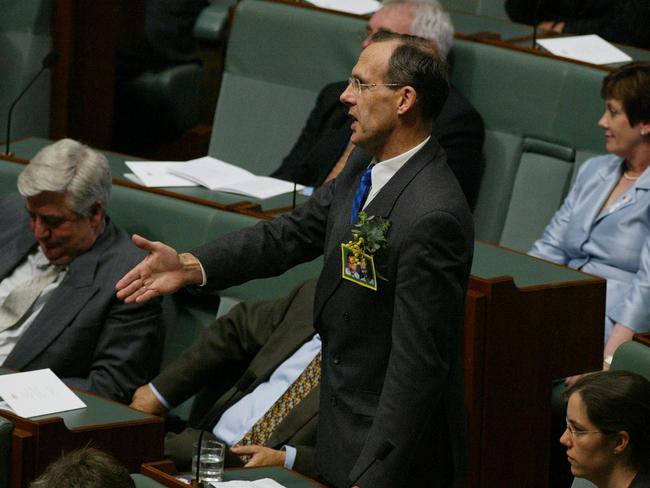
[347, 76, 404, 95]
[564, 417, 602, 439]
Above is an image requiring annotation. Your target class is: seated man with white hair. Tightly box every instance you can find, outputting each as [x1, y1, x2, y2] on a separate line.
[0, 138, 162, 403]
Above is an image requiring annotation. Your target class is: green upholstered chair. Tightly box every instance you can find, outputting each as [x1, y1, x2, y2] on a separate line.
[571, 478, 597, 488]
[0, 0, 52, 145]
[193, 0, 238, 42]
[0, 160, 23, 194]
[441, 0, 509, 19]
[0, 417, 11, 488]
[117, 63, 202, 140]
[208, 0, 365, 175]
[449, 38, 608, 250]
[131, 473, 167, 487]
[611, 340, 650, 380]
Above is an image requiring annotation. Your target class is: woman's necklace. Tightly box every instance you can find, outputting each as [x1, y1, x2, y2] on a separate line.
[623, 171, 640, 181]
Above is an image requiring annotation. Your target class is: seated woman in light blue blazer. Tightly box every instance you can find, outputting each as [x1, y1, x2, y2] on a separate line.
[530, 63, 650, 382]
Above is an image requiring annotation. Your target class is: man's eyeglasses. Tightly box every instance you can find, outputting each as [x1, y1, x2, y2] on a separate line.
[565, 417, 600, 439]
[347, 76, 403, 95]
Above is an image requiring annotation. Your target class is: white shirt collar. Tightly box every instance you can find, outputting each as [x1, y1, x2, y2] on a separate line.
[364, 136, 430, 207]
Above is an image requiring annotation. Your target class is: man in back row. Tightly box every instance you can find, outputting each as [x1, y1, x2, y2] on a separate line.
[272, 0, 485, 208]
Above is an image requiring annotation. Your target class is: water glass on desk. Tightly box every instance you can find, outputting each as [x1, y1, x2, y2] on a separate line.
[192, 439, 225, 484]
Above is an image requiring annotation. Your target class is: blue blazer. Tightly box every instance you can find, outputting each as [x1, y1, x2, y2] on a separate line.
[530, 154, 650, 342]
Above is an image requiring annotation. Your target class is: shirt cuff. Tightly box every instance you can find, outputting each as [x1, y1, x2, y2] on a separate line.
[283, 445, 297, 469]
[198, 259, 207, 286]
[148, 382, 172, 409]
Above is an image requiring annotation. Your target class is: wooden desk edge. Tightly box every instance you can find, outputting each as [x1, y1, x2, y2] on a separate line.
[141, 460, 327, 487]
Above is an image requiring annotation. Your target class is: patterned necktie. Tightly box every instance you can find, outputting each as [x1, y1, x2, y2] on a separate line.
[350, 165, 373, 224]
[0, 264, 61, 332]
[237, 351, 321, 447]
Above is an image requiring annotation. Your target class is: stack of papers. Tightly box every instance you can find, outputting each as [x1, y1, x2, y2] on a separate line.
[305, 0, 381, 15]
[125, 156, 303, 200]
[537, 34, 632, 65]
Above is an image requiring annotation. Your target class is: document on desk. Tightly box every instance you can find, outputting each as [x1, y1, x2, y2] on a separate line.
[305, 0, 380, 15]
[537, 34, 632, 65]
[169, 156, 304, 199]
[0, 368, 86, 418]
[207, 479, 286, 488]
[124, 161, 199, 187]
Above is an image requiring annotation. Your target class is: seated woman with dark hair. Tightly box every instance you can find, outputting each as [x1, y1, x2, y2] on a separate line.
[562, 371, 650, 488]
[530, 62, 650, 383]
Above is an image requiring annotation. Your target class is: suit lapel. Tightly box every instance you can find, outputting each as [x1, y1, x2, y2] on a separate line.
[313, 138, 438, 321]
[4, 222, 110, 369]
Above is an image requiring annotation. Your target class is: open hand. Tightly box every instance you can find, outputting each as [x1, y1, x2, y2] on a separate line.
[115, 234, 202, 303]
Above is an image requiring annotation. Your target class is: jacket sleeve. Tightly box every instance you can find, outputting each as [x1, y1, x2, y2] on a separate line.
[153, 282, 313, 406]
[62, 296, 162, 404]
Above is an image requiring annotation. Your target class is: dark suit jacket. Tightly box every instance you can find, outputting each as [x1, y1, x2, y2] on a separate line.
[154, 280, 319, 476]
[272, 81, 485, 209]
[0, 194, 162, 403]
[192, 136, 474, 488]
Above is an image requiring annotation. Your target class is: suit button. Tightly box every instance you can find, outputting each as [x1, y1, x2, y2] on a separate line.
[330, 395, 337, 406]
[333, 356, 340, 365]
[343, 312, 350, 322]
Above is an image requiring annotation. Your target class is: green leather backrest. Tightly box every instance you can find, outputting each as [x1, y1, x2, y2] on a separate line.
[499, 138, 574, 252]
[571, 478, 597, 488]
[449, 39, 607, 153]
[473, 130, 523, 242]
[0, 161, 22, 194]
[611, 341, 650, 381]
[0, 417, 11, 488]
[131, 473, 167, 487]
[208, 0, 365, 175]
[0, 0, 52, 145]
[441, 0, 509, 19]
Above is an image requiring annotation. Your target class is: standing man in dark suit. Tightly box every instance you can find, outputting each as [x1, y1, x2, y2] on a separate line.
[271, 0, 485, 208]
[0, 139, 161, 403]
[118, 32, 473, 487]
[130, 280, 320, 476]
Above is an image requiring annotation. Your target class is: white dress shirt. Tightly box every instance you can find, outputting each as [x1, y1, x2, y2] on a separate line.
[0, 248, 66, 362]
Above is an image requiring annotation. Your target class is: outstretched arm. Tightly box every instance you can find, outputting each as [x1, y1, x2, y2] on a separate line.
[115, 234, 204, 303]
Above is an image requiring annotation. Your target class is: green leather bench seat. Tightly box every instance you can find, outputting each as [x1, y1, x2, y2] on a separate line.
[208, 0, 365, 175]
[0, 0, 52, 146]
[449, 38, 607, 250]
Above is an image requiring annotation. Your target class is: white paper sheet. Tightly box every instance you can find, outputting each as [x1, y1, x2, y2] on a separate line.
[208, 478, 286, 488]
[169, 156, 255, 190]
[537, 34, 632, 65]
[125, 161, 198, 187]
[305, 0, 380, 15]
[0, 369, 86, 418]
[169, 156, 304, 199]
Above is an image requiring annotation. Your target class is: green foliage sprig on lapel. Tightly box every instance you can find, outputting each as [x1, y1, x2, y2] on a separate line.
[345, 212, 391, 282]
[350, 211, 391, 255]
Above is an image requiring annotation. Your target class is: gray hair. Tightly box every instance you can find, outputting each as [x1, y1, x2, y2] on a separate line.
[17, 138, 111, 216]
[382, 0, 454, 58]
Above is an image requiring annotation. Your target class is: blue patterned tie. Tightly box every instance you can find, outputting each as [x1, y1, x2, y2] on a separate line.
[350, 165, 373, 224]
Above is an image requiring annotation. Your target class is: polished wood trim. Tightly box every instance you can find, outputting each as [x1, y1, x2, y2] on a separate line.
[634, 332, 650, 347]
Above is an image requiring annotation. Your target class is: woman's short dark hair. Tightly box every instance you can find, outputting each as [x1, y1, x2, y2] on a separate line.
[370, 31, 449, 123]
[601, 62, 650, 126]
[566, 370, 650, 469]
